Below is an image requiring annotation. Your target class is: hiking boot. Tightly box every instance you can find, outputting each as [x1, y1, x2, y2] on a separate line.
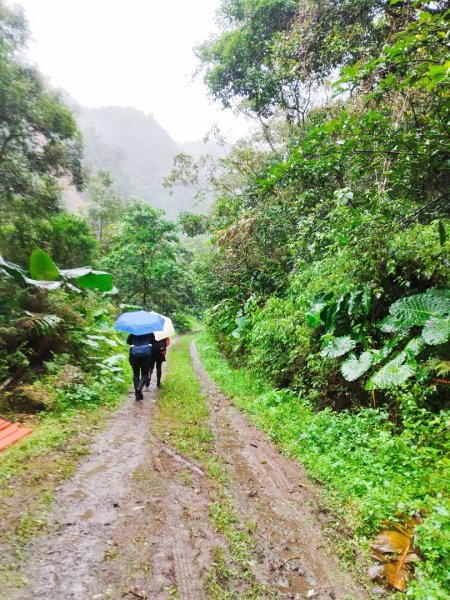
[133, 376, 140, 400]
[157, 380, 161, 388]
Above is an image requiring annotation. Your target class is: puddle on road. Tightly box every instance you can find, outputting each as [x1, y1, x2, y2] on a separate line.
[79, 508, 94, 521]
[69, 489, 88, 501]
[84, 464, 108, 477]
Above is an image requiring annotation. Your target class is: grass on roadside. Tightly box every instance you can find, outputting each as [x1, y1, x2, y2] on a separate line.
[0, 367, 130, 588]
[153, 334, 274, 599]
[196, 331, 450, 600]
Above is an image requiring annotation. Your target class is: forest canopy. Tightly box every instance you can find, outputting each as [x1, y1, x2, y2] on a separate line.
[189, 0, 450, 401]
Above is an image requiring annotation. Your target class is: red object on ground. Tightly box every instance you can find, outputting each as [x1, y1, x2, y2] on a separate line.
[0, 419, 32, 451]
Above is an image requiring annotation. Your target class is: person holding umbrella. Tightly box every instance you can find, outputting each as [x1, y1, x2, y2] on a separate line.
[115, 310, 175, 400]
[126, 332, 154, 400]
[146, 337, 170, 389]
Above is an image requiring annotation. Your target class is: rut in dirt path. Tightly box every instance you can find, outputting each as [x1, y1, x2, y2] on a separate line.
[190, 341, 367, 600]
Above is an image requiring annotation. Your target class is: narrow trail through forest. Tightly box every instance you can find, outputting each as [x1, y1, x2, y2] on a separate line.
[5, 338, 367, 600]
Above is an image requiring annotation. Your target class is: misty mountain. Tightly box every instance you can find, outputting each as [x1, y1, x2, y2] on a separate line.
[181, 138, 226, 159]
[68, 105, 217, 217]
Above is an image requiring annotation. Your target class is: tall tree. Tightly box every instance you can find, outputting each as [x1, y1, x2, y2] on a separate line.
[0, 0, 83, 222]
[196, 0, 411, 122]
[86, 169, 123, 252]
[104, 200, 191, 313]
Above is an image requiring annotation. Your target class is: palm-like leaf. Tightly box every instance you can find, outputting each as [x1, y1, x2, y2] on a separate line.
[0, 250, 113, 293]
[23, 277, 62, 290]
[75, 271, 113, 292]
[29, 249, 60, 281]
[0, 255, 26, 285]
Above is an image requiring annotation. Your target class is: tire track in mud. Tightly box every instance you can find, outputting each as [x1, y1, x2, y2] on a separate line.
[172, 527, 203, 600]
[191, 341, 367, 600]
[100, 440, 210, 600]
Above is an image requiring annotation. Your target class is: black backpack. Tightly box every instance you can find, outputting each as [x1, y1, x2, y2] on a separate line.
[131, 335, 153, 357]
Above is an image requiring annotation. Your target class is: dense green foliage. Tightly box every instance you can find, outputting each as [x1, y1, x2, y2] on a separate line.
[171, 1, 450, 595]
[0, 0, 120, 413]
[0, 247, 119, 412]
[103, 200, 196, 322]
[0, 2, 197, 417]
[188, 0, 450, 409]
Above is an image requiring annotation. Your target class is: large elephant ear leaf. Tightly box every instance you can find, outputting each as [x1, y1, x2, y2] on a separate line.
[366, 352, 416, 389]
[29, 249, 60, 281]
[422, 316, 450, 345]
[388, 289, 450, 328]
[321, 336, 356, 358]
[75, 271, 113, 292]
[341, 352, 372, 381]
[404, 337, 424, 357]
[379, 314, 410, 334]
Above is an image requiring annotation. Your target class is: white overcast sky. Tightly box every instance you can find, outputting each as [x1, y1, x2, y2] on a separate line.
[15, 0, 251, 144]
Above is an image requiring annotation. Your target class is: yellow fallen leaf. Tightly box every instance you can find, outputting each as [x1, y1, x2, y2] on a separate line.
[385, 561, 411, 591]
[371, 530, 411, 554]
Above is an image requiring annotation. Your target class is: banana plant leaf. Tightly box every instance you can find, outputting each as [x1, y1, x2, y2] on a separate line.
[29, 249, 59, 281]
[0, 250, 113, 293]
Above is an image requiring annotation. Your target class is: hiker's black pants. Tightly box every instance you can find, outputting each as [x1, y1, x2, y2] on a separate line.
[149, 358, 163, 383]
[129, 355, 150, 389]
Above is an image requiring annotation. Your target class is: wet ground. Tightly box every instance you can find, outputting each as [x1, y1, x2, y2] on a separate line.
[3, 340, 368, 600]
[190, 342, 365, 600]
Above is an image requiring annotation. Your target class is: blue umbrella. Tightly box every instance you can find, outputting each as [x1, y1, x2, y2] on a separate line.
[115, 310, 165, 336]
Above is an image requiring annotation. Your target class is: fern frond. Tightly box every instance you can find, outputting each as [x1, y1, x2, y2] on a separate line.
[18, 311, 62, 336]
[428, 359, 450, 378]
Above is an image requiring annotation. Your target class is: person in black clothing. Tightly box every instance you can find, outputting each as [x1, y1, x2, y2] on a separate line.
[146, 337, 169, 388]
[127, 333, 154, 400]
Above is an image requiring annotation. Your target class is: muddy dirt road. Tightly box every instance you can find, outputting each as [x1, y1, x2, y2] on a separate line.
[4, 340, 368, 600]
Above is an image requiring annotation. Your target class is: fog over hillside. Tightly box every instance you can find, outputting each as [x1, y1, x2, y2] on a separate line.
[66, 105, 221, 218]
